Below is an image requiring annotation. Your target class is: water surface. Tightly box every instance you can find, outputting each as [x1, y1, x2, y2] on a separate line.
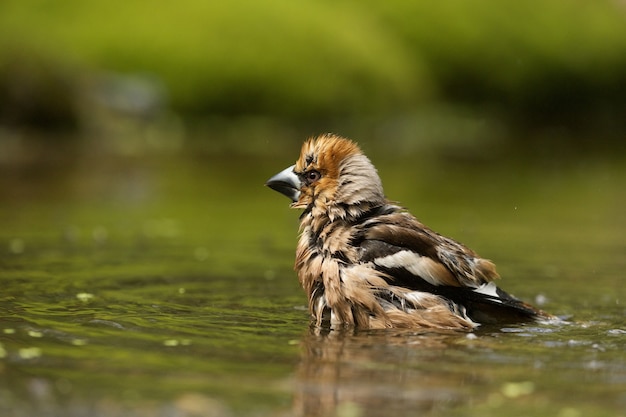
[1, 138, 625, 416]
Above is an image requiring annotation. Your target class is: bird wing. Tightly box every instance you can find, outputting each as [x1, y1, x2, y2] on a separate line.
[355, 209, 547, 323]
[357, 210, 499, 288]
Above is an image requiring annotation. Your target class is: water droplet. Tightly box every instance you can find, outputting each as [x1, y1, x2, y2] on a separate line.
[558, 407, 582, 417]
[501, 381, 534, 398]
[534, 293, 548, 306]
[335, 401, 362, 417]
[76, 293, 94, 302]
[19, 347, 42, 359]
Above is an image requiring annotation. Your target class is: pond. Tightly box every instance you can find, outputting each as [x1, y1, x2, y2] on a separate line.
[1, 135, 625, 417]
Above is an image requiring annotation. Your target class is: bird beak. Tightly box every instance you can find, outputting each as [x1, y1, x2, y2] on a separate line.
[266, 164, 301, 202]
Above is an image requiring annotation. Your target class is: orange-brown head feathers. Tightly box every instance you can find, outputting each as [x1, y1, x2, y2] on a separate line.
[266, 134, 385, 218]
[291, 134, 385, 213]
[295, 134, 361, 180]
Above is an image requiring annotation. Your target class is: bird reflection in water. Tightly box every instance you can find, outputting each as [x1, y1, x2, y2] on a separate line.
[292, 327, 474, 417]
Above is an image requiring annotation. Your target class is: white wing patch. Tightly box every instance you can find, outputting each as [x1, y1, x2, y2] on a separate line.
[373, 250, 443, 286]
[473, 282, 502, 303]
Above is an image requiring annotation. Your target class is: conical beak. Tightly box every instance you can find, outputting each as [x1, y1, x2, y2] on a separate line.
[266, 164, 301, 202]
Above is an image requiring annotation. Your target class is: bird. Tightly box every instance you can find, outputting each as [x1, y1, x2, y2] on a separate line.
[266, 133, 554, 330]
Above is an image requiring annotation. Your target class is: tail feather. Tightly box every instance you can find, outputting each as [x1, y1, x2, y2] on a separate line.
[436, 282, 550, 324]
[380, 267, 551, 325]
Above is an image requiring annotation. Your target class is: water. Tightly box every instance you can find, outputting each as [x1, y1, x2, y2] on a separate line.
[1, 137, 625, 416]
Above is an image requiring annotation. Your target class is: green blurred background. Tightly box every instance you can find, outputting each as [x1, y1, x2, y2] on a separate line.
[1, 3, 626, 416]
[1, 0, 625, 148]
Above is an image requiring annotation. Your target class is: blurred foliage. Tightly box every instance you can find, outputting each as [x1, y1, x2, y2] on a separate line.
[0, 0, 625, 131]
[370, 1, 626, 118]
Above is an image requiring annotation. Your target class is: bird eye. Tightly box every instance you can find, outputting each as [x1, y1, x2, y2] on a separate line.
[304, 170, 321, 184]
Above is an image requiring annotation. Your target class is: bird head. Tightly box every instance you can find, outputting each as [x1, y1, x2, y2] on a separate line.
[266, 134, 385, 214]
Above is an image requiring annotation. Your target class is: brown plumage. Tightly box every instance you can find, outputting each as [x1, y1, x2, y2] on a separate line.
[267, 133, 554, 330]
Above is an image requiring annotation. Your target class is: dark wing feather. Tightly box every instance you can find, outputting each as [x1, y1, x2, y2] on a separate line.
[374, 265, 545, 324]
[355, 207, 548, 323]
[358, 210, 498, 287]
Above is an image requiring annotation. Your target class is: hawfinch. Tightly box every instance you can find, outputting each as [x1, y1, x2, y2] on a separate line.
[267, 133, 553, 330]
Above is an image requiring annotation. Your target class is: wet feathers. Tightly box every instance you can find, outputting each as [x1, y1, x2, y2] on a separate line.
[267, 134, 552, 330]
